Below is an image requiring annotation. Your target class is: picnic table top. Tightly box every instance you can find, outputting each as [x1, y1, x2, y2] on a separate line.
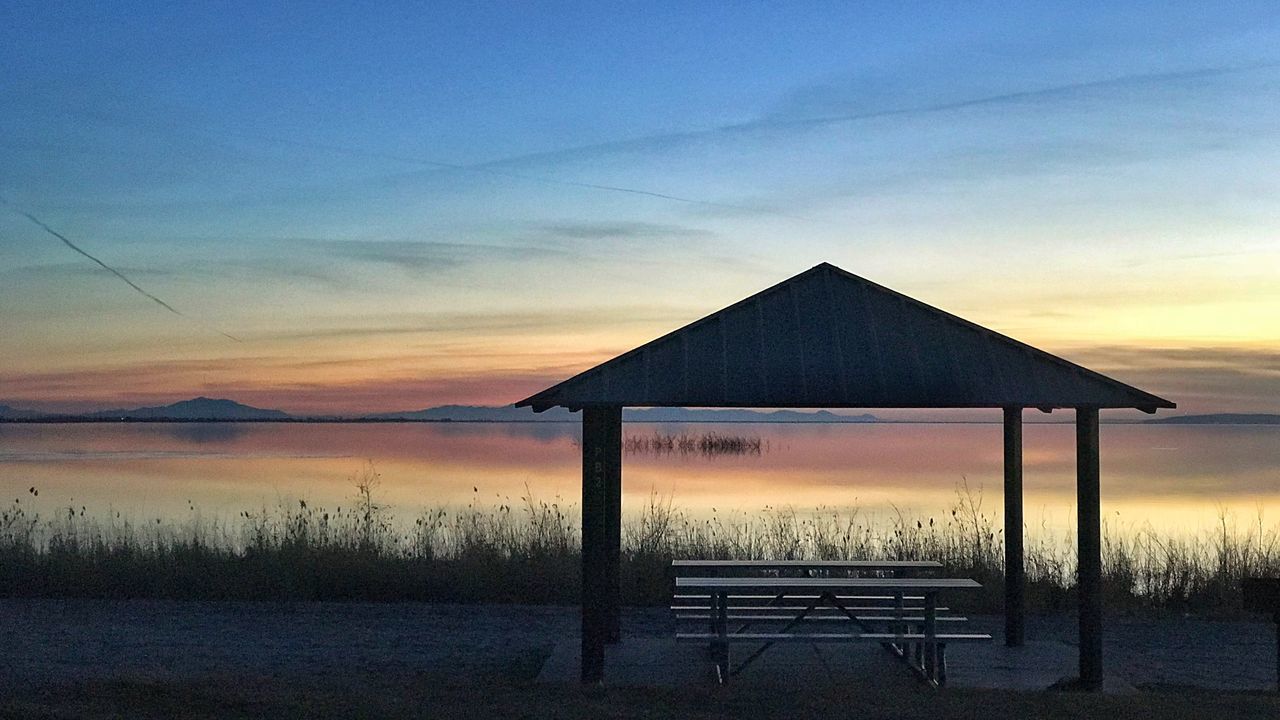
[674, 576, 981, 590]
[671, 559, 942, 568]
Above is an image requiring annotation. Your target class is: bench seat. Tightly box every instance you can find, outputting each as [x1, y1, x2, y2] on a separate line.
[675, 593, 933, 601]
[675, 614, 967, 623]
[672, 605, 949, 613]
[676, 632, 991, 644]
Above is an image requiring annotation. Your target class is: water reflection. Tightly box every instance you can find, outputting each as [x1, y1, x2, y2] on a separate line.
[620, 432, 764, 458]
[0, 422, 1277, 536]
[140, 422, 252, 444]
[426, 420, 579, 443]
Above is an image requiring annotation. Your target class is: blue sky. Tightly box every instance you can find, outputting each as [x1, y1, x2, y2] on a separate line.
[1, 2, 1278, 413]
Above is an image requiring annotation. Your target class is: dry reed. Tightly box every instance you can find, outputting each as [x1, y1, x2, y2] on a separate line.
[2, 469, 1276, 613]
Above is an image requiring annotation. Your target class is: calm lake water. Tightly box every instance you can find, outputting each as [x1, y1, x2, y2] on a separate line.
[2, 422, 1278, 538]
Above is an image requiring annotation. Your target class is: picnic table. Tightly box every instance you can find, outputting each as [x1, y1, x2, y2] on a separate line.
[673, 572, 989, 686]
[672, 559, 951, 630]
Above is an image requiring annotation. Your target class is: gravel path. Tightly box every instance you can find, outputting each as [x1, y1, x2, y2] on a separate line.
[1, 600, 1274, 693]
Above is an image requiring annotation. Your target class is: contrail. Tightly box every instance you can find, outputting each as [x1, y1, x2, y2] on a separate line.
[40, 105, 809, 222]
[744, 63, 1270, 132]
[259, 63, 1270, 218]
[0, 195, 241, 342]
[454, 63, 1278, 171]
[239, 134, 809, 221]
[28, 62, 1270, 225]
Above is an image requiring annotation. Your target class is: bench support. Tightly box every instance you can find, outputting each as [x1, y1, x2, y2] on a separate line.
[726, 592, 828, 679]
[710, 589, 956, 687]
[923, 592, 938, 679]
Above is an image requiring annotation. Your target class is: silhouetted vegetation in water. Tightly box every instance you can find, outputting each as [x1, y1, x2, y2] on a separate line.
[620, 432, 764, 457]
[2, 469, 1276, 614]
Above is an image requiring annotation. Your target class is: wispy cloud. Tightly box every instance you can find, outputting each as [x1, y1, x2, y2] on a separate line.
[536, 221, 715, 242]
[1062, 344, 1280, 413]
[313, 239, 566, 272]
[243, 305, 696, 343]
[1071, 345, 1280, 374]
[0, 261, 178, 281]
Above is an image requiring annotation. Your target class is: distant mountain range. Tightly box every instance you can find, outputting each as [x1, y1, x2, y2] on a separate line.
[3, 398, 1278, 425]
[1142, 413, 1280, 426]
[3, 398, 877, 423]
[1, 397, 289, 421]
[0, 403, 44, 420]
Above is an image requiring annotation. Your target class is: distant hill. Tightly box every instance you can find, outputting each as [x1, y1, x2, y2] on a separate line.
[8, 399, 882, 423]
[0, 403, 46, 419]
[1144, 413, 1280, 426]
[82, 397, 291, 421]
[367, 404, 879, 423]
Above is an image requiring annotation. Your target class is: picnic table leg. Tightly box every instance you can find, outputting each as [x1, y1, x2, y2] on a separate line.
[893, 591, 905, 657]
[717, 590, 731, 684]
[705, 566, 721, 658]
[705, 592, 717, 660]
[913, 625, 923, 669]
[707, 590, 720, 658]
[937, 642, 948, 687]
[924, 591, 938, 682]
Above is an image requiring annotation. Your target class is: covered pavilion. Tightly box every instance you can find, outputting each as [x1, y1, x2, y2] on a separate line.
[516, 262, 1174, 690]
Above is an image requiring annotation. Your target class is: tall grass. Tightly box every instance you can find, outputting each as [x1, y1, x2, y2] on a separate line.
[2, 470, 1276, 614]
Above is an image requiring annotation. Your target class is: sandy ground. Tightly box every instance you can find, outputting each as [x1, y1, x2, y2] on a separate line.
[0, 600, 1274, 694]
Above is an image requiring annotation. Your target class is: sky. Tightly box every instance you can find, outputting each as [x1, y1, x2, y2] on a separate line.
[1, 1, 1278, 416]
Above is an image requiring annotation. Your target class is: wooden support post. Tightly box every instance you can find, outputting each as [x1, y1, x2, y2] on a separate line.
[603, 406, 623, 644]
[1242, 579, 1280, 691]
[580, 406, 617, 683]
[1076, 407, 1103, 690]
[1003, 407, 1025, 647]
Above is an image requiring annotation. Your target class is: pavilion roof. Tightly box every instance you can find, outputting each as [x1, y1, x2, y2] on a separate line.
[517, 262, 1174, 413]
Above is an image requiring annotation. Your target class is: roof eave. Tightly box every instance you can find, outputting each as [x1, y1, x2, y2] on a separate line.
[515, 396, 1177, 414]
